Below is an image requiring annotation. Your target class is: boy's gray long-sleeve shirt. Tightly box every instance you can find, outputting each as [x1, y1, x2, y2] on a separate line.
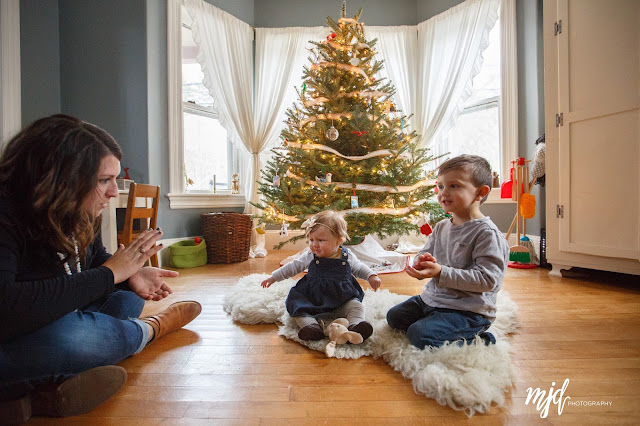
[417, 217, 509, 321]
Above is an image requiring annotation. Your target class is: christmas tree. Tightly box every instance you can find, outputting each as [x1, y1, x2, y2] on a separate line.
[253, 3, 444, 248]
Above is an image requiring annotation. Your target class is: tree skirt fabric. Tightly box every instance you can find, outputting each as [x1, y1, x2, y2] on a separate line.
[223, 274, 518, 416]
[279, 236, 410, 274]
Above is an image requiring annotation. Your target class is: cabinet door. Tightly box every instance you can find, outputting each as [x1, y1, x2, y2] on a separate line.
[554, 0, 639, 260]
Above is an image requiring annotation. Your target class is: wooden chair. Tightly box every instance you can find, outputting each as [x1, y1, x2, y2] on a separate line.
[117, 183, 160, 267]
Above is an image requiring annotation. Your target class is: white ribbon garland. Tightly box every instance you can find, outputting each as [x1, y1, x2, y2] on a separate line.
[302, 97, 329, 107]
[286, 170, 435, 193]
[338, 17, 361, 25]
[310, 62, 369, 83]
[299, 112, 352, 127]
[302, 90, 386, 108]
[326, 40, 370, 52]
[298, 113, 391, 129]
[266, 205, 421, 223]
[341, 206, 417, 215]
[285, 140, 411, 161]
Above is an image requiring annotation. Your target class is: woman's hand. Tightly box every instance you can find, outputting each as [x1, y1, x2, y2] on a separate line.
[128, 267, 178, 300]
[102, 228, 164, 284]
[368, 275, 381, 291]
[261, 276, 275, 288]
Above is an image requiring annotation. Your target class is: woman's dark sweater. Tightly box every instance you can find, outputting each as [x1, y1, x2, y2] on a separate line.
[0, 197, 117, 343]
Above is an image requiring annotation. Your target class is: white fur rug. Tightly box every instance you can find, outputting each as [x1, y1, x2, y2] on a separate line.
[223, 274, 518, 416]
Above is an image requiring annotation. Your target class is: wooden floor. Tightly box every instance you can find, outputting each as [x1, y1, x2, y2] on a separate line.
[29, 251, 640, 425]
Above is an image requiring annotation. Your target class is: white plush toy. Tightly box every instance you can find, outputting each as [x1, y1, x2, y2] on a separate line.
[324, 318, 364, 357]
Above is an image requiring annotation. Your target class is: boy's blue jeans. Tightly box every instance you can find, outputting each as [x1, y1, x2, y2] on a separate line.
[387, 295, 495, 349]
[0, 289, 149, 400]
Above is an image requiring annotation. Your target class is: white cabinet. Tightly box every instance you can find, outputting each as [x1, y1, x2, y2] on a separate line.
[543, 0, 640, 276]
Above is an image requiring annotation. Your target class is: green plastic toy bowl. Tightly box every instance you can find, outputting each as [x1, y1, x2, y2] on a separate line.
[169, 238, 207, 268]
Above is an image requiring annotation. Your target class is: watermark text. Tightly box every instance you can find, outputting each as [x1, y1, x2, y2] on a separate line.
[525, 378, 570, 418]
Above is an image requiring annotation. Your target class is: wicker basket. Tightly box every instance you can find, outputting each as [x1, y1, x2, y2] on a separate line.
[200, 212, 252, 264]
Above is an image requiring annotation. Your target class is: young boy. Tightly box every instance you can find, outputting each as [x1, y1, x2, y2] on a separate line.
[387, 154, 509, 349]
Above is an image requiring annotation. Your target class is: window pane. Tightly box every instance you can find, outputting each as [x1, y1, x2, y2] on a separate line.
[182, 22, 215, 108]
[466, 19, 500, 106]
[183, 111, 229, 191]
[183, 64, 215, 108]
[445, 18, 501, 176]
[447, 104, 500, 174]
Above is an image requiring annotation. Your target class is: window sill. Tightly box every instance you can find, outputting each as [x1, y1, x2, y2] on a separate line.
[484, 188, 516, 204]
[167, 192, 246, 209]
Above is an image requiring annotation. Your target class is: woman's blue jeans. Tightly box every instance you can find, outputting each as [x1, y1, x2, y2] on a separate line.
[387, 295, 495, 349]
[0, 289, 148, 400]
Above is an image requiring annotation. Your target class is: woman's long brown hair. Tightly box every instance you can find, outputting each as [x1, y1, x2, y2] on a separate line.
[0, 114, 122, 261]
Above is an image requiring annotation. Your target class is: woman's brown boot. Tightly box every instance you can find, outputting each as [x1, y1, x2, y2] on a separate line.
[141, 300, 202, 343]
[0, 365, 127, 422]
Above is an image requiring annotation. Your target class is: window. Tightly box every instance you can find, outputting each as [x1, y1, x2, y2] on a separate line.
[182, 21, 232, 192]
[166, 1, 244, 208]
[446, 19, 501, 173]
[445, 1, 518, 205]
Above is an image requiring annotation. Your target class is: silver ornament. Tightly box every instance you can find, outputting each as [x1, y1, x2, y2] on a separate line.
[326, 126, 339, 141]
[349, 57, 361, 66]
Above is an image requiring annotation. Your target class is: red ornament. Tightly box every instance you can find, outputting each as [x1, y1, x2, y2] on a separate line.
[420, 223, 433, 236]
[350, 131, 369, 137]
[194, 237, 202, 245]
[434, 180, 438, 193]
[327, 33, 337, 41]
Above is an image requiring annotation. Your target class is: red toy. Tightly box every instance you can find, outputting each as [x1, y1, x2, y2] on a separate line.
[420, 223, 433, 236]
[500, 162, 514, 199]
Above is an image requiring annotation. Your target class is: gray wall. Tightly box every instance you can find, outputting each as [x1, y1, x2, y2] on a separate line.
[20, 0, 61, 125]
[254, 0, 418, 27]
[19, 0, 545, 238]
[58, 0, 149, 185]
[517, 0, 545, 235]
[417, 0, 468, 22]
[205, 0, 254, 25]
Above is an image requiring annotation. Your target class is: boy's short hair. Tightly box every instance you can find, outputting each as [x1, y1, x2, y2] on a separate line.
[305, 210, 349, 244]
[438, 154, 493, 203]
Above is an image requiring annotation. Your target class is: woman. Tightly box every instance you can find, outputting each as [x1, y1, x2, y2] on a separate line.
[0, 115, 201, 422]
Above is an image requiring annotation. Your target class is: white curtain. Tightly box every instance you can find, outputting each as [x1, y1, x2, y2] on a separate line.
[184, 0, 330, 215]
[184, 0, 254, 202]
[366, 25, 418, 133]
[415, 0, 500, 156]
[500, 0, 518, 180]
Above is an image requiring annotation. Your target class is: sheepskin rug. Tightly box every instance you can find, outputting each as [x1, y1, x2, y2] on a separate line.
[223, 273, 518, 416]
